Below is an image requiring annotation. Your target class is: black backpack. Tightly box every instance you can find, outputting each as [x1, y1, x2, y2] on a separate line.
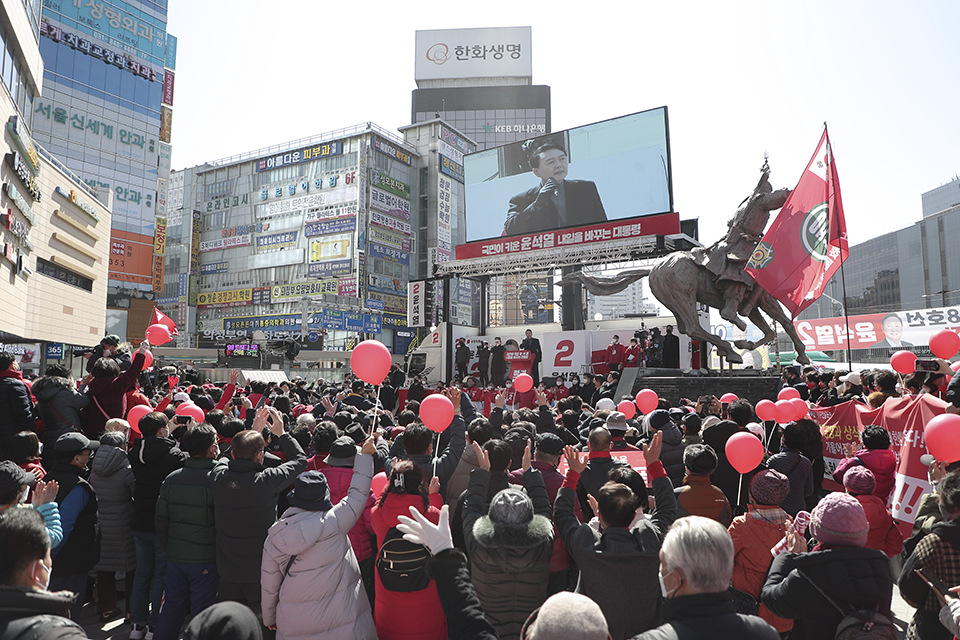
[376, 527, 430, 592]
[798, 570, 897, 640]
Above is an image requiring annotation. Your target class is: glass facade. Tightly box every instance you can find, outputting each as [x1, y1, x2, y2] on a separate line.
[33, 0, 175, 295]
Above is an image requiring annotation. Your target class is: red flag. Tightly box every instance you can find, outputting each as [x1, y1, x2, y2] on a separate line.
[152, 307, 179, 336]
[746, 129, 848, 316]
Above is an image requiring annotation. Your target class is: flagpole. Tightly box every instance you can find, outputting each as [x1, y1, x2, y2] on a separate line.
[823, 122, 854, 370]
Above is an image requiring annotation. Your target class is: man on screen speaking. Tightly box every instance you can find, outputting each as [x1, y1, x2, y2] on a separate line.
[503, 141, 607, 236]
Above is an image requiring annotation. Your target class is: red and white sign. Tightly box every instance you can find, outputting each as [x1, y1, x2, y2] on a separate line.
[795, 306, 960, 351]
[811, 393, 946, 537]
[542, 332, 590, 378]
[456, 212, 680, 260]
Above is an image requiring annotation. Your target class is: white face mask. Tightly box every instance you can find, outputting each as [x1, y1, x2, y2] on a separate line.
[34, 559, 51, 590]
[659, 569, 678, 599]
[17, 486, 29, 504]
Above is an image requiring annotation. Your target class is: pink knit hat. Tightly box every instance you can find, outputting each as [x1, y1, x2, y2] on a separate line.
[810, 493, 869, 547]
[843, 466, 876, 496]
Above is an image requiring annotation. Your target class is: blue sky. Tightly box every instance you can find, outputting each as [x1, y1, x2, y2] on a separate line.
[167, 0, 960, 247]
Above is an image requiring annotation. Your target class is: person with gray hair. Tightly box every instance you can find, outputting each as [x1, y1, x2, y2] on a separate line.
[632, 516, 779, 639]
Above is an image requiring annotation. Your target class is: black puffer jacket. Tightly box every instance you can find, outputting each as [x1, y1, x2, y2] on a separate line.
[463, 468, 553, 640]
[576, 454, 629, 520]
[0, 587, 86, 640]
[46, 461, 100, 577]
[702, 420, 759, 507]
[128, 436, 187, 532]
[32, 375, 88, 448]
[645, 423, 685, 488]
[632, 591, 780, 640]
[0, 372, 36, 451]
[760, 547, 893, 640]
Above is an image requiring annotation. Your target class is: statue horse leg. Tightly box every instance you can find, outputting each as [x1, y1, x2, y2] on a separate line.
[749, 293, 810, 365]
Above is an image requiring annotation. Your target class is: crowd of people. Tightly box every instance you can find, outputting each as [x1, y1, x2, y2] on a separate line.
[2, 338, 960, 639]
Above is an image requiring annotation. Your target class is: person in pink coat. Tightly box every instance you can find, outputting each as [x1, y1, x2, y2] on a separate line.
[843, 466, 903, 558]
[832, 425, 897, 504]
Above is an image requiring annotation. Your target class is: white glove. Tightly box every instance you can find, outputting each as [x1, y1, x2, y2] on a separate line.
[396, 504, 453, 555]
[940, 599, 960, 637]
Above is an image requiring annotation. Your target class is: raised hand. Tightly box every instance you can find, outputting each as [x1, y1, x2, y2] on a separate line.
[642, 430, 663, 465]
[563, 445, 587, 475]
[473, 440, 491, 471]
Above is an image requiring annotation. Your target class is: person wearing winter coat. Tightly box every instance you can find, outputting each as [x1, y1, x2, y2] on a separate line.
[445, 419, 493, 509]
[674, 444, 731, 526]
[370, 459, 447, 640]
[0, 352, 36, 456]
[83, 335, 133, 374]
[843, 466, 903, 557]
[154, 425, 222, 640]
[89, 431, 136, 621]
[633, 517, 779, 640]
[462, 441, 554, 640]
[576, 426, 629, 521]
[555, 432, 677, 640]
[765, 422, 813, 517]
[451, 439, 513, 552]
[761, 492, 894, 640]
[212, 407, 307, 627]
[32, 364, 89, 457]
[261, 437, 379, 640]
[832, 424, 898, 505]
[82, 342, 148, 437]
[317, 436, 378, 608]
[128, 411, 188, 638]
[727, 469, 794, 635]
[642, 410, 685, 487]
[900, 471, 960, 640]
[605, 411, 640, 452]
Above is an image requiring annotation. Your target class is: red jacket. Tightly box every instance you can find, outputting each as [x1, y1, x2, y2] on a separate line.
[84, 352, 145, 436]
[855, 493, 903, 557]
[832, 448, 897, 505]
[371, 492, 447, 640]
[728, 505, 794, 633]
[318, 465, 376, 561]
[547, 385, 569, 404]
[606, 342, 626, 366]
[623, 344, 641, 368]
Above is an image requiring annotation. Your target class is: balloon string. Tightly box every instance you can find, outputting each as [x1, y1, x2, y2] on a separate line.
[433, 431, 440, 480]
[370, 384, 381, 438]
[737, 473, 744, 511]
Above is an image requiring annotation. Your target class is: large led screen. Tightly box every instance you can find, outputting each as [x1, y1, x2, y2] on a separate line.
[464, 107, 672, 242]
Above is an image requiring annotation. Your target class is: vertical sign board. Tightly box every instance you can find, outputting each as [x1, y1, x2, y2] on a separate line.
[357, 141, 368, 297]
[436, 175, 453, 262]
[408, 281, 425, 327]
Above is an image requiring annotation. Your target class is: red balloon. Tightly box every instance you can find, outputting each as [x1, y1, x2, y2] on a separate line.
[720, 393, 739, 403]
[635, 388, 659, 414]
[351, 340, 392, 385]
[726, 432, 765, 474]
[952, 361, 960, 373]
[175, 402, 205, 423]
[142, 349, 154, 370]
[617, 400, 637, 419]
[127, 404, 151, 429]
[777, 387, 801, 401]
[931, 330, 960, 359]
[890, 350, 917, 375]
[755, 399, 777, 422]
[790, 397, 809, 421]
[774, 400, 795, 424]
[371, 472, 388, 497]
[421, 394, 454, 433]
[145, 323, 172, 346]
[514, 373, 533, 393]
[925, 413, 960, 463]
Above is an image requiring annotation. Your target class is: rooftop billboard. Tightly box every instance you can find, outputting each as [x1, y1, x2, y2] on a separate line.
[463, 107, 673, 244]
[415, 27, 532, 81]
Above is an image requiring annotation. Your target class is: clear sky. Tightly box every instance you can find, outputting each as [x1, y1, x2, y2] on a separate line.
[166, 0, 960, 247]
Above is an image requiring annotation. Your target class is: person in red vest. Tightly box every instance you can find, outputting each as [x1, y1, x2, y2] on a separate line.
[606, 335, 626, 373]
[463, 377, 485, 413]
[624, 337, 642, 368]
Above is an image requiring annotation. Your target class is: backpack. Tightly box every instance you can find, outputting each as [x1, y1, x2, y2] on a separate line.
[798, 569, 897, 640]
[376, 526, 430, 592]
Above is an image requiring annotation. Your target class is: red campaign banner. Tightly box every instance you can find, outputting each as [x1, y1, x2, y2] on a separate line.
[811, 394, 946, 537]
[456, 212, 681, 260]
[795, 313, 885, 350]
[504, 350, 535, 378]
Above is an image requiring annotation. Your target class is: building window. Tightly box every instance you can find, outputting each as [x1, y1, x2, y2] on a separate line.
[36, 258, 94, 291]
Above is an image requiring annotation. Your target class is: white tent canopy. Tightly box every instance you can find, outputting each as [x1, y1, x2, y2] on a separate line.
[240, 370, 289, 384]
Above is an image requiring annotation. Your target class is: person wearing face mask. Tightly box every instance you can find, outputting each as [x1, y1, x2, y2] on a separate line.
[632, 517, 779, 639]
[606, 335, 626, 374]
[491, 338, 507, 388]
[44, 432, 102, 622]
[83, 334, 133, 375]
[0, 508, 90, 640]
[0, 461, 62, 549]
[0, 352, 37, 457]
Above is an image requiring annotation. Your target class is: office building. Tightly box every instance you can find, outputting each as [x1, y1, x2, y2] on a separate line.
[31, 0, 176, 341]
[0, 0, 113, 373]
[412, 27, 550, 150]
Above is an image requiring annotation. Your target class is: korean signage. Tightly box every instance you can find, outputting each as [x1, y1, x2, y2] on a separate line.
[201, 261, 229, 275]
[152, 255, 164, 292]
[255, 140, 343, 173]
[415, 27, 532, 81]
[108, 230, 154, 285]
[368, 273, 407, 295]
[223, 222, 268, 238]
[162, 70, 175, 106]
[205, 194, 251, 213]
[39, 22, 161, 82]
[160, 106, 172, 144]
[795, 305, 960, 352]
[440, 154, 464, 183]
[369, 226, 412, 252]
[197, 288, 253, 309]
[153, 218, 166, 255]
[260, 187, 357, 218]
[7, 117, 40, 176]
[372, 137, 412, 166]
[9, 183, 37, 225]
[200, 235, 252, 252]
[6, 153, 41, 201]
[408, 281, 425, 327]
[369, 243, 410, 267]
[309, 233, 351, 264]
[309, 260, 352, 279]
[440, 125, 471, 156]
[456, 212, 681, 259]
[190, 211, 201, 275]
[270, 280, 351, 302]
[438, 140, 464, 165]
[437, 174, 453, 261]
[304, 217, 356, 237]
[370, 171, 410, 200]
[158, 143, 172, 180]
[370, 187, 411, 218]
[366, 291, 408, 314]
[370, 210, 411, 236]
[256, 231, 299, 251]
[41, 1, 167, 64]
[305, 203, 358, 224]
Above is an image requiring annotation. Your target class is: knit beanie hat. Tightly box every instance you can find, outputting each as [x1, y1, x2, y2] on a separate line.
[683, 444, 718, 476]
[843, 465, 877, 496]
[749, 469, 790, 506]
[488, 488, 533, 525]
[526, 592, 609, 640]
[810, 492, 869, 547]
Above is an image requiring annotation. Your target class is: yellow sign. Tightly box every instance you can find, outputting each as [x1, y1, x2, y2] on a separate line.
[197, 288, 252, 307]
[152, 255, 165, 293]
[309, 235, 351, 263]
[154, 218, 167, 255]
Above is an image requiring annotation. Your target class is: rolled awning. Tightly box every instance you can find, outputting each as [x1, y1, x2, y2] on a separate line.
[240, 370, 289, 384]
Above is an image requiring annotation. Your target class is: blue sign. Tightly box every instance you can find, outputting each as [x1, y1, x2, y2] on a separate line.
[369, 243, 410, 266]
[155, 296, 178, 305]
[308, 331, 319, 343]
[440, 154, 465, 183]
[178, 273, 189, 296]
[256, 231, 298, 250]
[224, 314, 321, 331]
[366, 298, 385, 311]
[201, 261, 229, 275]
[304, 217, 356, 237]
[45, 0, 168, 66]
[45, 343, 64, 360]
[165, 33, 178, 70]
[344, 312, 363, 332]
[308, 259, 352, 278]
[322, 310, 344, 330]
[363, 315, 383, 334]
